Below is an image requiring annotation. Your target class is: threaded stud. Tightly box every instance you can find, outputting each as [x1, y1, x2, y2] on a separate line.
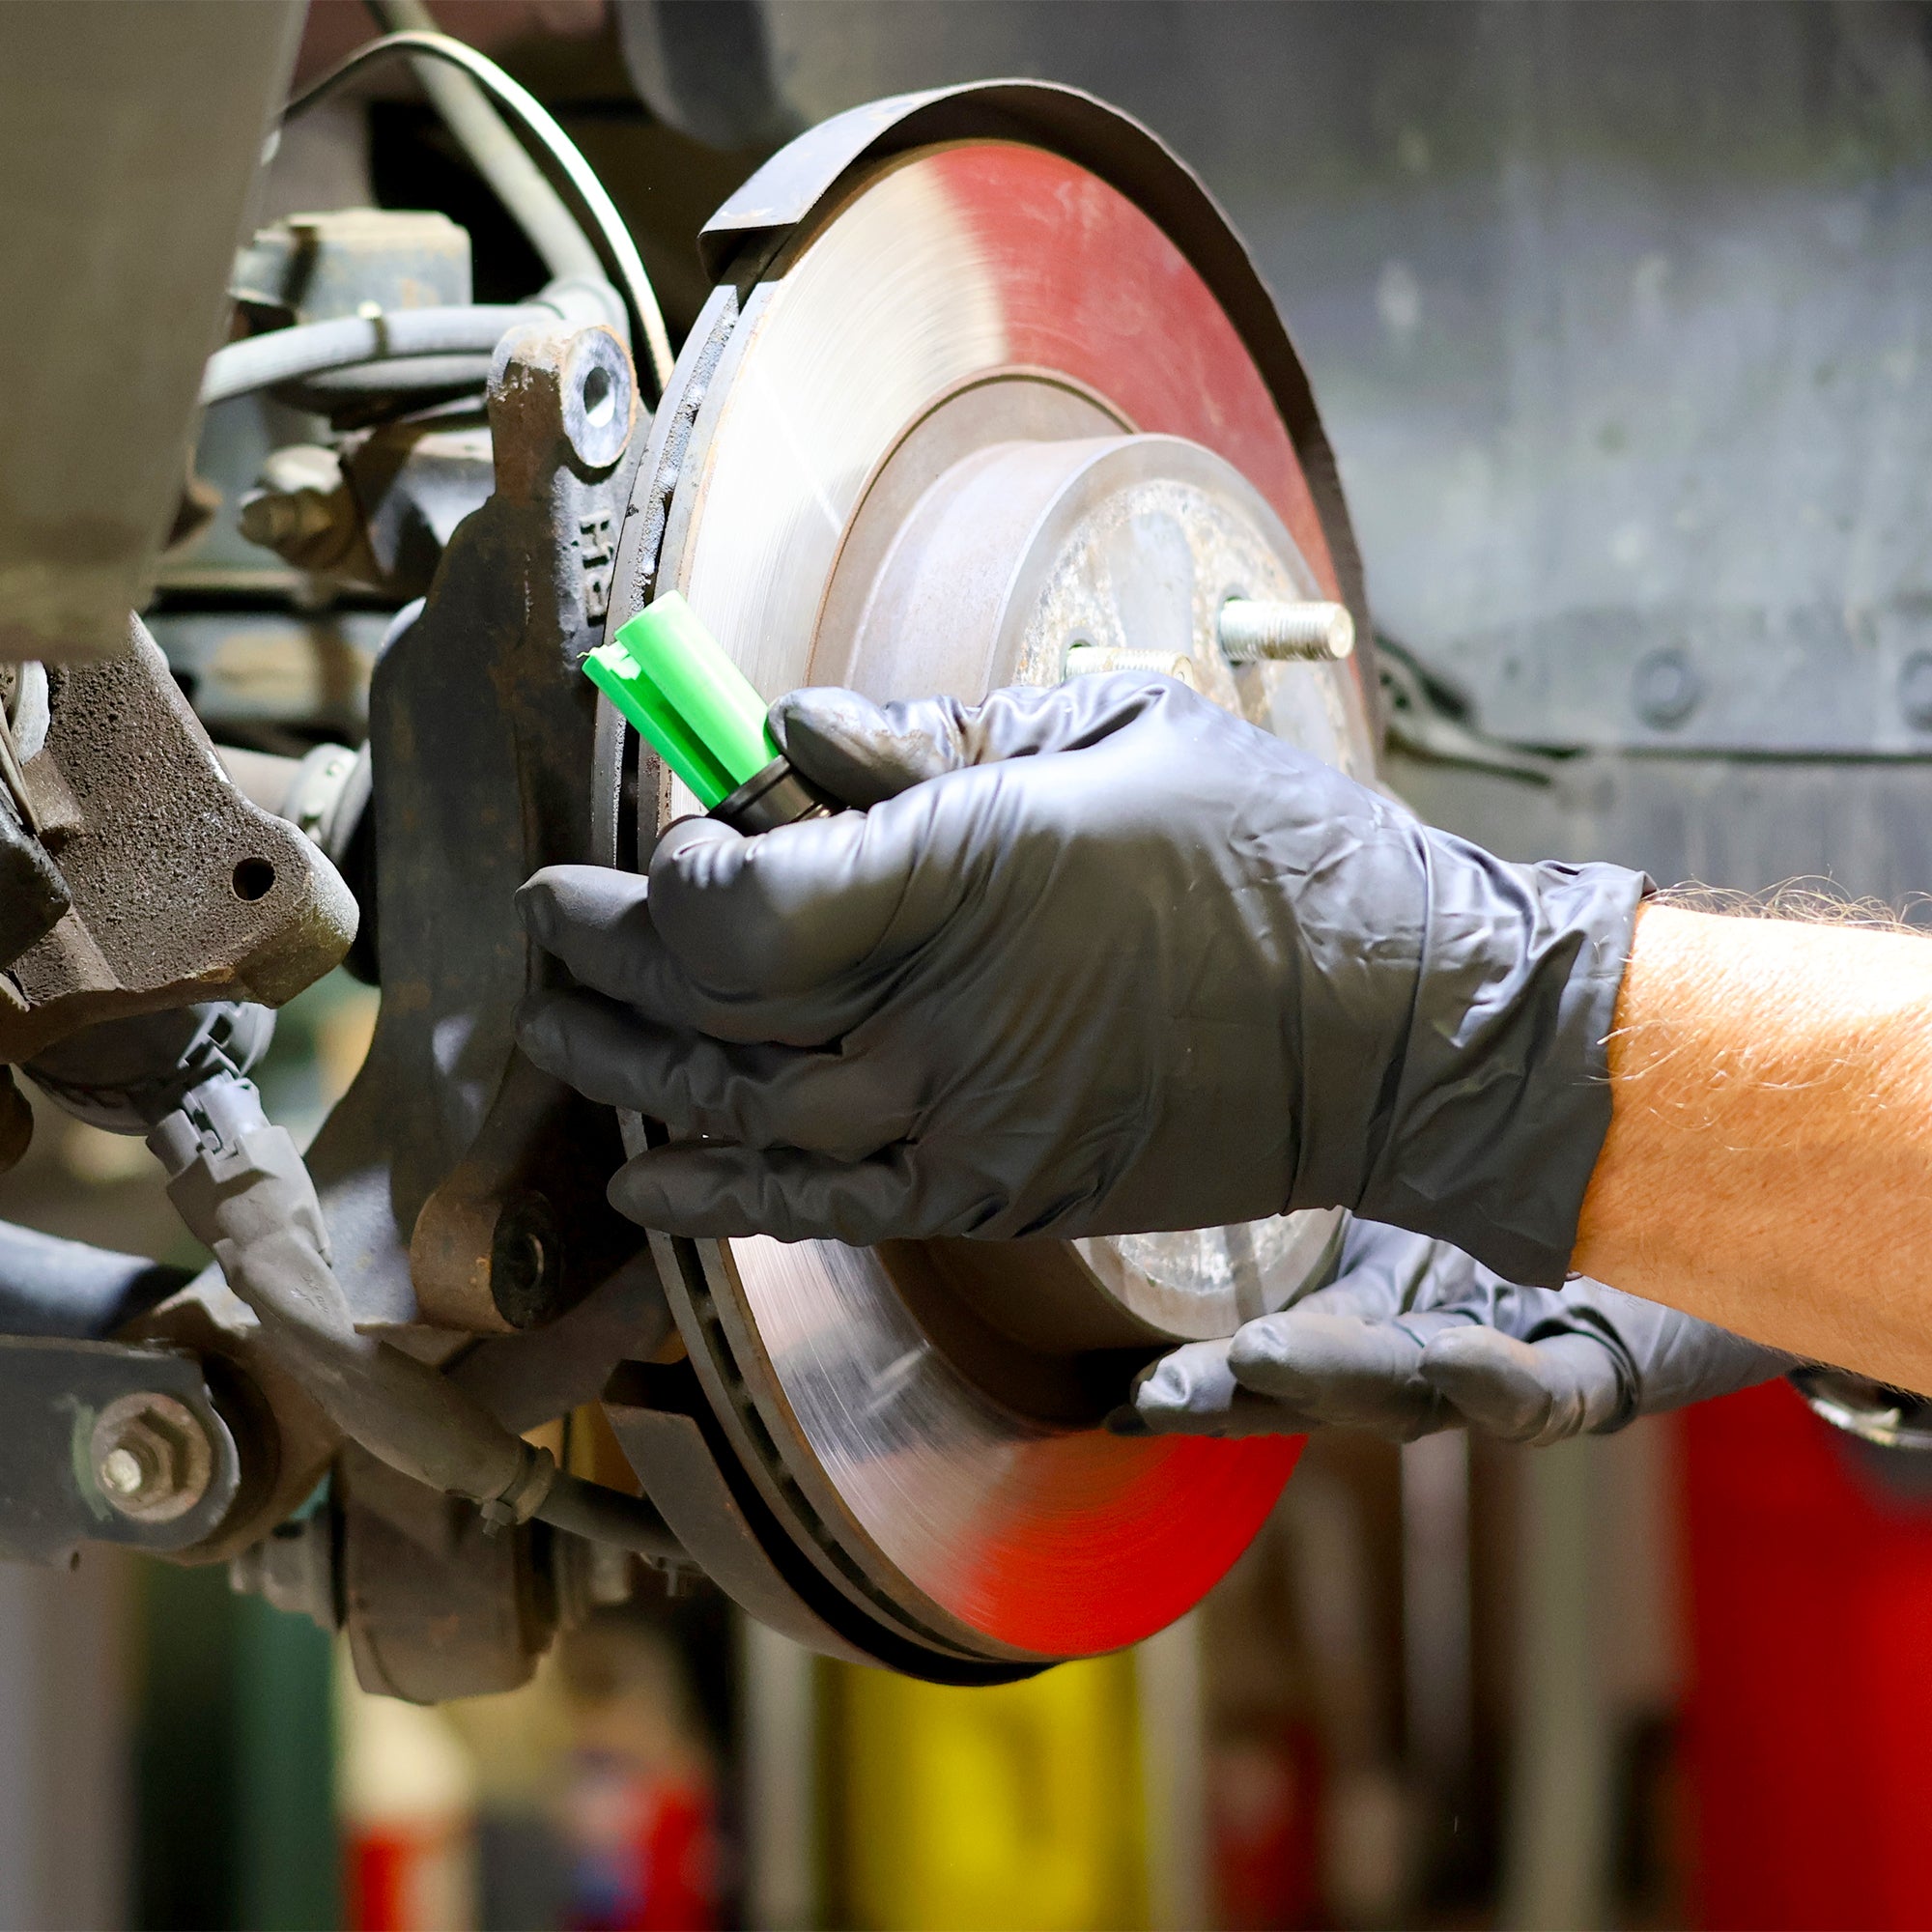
[1217, 599, 1354, 664]
[1062, 644, 1201, 689]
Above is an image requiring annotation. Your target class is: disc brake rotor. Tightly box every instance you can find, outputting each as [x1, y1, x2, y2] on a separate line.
[603, 93, 1378, 1672]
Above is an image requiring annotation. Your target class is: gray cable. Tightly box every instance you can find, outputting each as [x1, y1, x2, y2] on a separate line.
[534, 1473, 681, 1563]
[0, 1222, 189, 1341]
[287, 30, 674, 397]
[292, 353, 494, 398]
[153, 1073, 683, 1558]
[362, 0, 604, 293]
[155, 1085, 535, 1507]
[200, 302, 542, 408]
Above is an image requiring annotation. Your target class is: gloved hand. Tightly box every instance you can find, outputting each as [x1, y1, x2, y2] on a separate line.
[1129, 1216, 1790, 1445]
[517, 674, 1646, 1283]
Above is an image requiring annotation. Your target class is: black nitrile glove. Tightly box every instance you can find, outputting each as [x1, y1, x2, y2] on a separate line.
[516, 675, 1646, 1282]
[1128, 1216, 1789, 1446]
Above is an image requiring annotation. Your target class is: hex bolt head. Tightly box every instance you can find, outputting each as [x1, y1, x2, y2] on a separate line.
[1218, 599, 1355, 664]
[89, 1393, 214, 1524]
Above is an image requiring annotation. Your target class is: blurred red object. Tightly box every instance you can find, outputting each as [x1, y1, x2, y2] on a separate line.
[1684, 1379, 1932, 1930]
[1211, 1723, 1324, 1931]
[346, 1820, 471, 1932]
[560, 1750, 717, 1932]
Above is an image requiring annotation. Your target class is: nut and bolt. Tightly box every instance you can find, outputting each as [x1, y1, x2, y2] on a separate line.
[89, 1393, 214, 1523]
[1062, 644, 1201, 689]
[490, 1191, 565, 1330]
[1217, 598, 1355, 664]
[237, 443, 357, 573]
[99, 1446, 148, 1496]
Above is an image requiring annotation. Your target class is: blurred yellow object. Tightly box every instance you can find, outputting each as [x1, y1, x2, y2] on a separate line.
[831, 1653, 1149, 1932]
[315, 981, 381, 1103]
[56, 1117, 155, 1185]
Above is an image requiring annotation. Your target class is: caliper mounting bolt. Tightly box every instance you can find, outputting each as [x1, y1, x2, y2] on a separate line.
[1218, 598, 1355, 664]
[89, 1392, 215, 1523]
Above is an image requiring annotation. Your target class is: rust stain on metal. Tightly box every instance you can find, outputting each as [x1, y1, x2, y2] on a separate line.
[0, 616, 356, 1063]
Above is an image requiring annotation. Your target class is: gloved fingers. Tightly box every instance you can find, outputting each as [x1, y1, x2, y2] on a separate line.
[607, 1140, 931, 1245]
[517, 850, 898, 1050]
[1419, 1326, 1626, 1446]
[1126, 1341, 1324, 1437]
[1274, 1277, 1378, 1321]
[1225, 1310, 1453, 1440]
[515, 865, 722, 1028]
[773, 674, 1195, 800]
[1281, 1275, 1416, 1324]
[517, 987, 914, 1157]
[1276, 1278, 1482, 1350]
[643, 811, 940, 1009]
[549, 680, 1219, 1032]
[1328, 1218, 1501, 1316]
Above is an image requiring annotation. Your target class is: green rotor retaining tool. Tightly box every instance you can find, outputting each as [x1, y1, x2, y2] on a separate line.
[582, 592, 835, 832]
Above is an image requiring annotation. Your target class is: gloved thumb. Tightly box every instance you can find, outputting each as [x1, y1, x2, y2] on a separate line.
[1122, 1340, 1313, 1437]
[769, 688, 958, 805]
[772, 675, 1195, 806]
[1419, 1327, 1627, 1446]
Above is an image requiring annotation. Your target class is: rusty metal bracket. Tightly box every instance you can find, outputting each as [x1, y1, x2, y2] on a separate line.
[0, 617, 356, 1065]
[337, 1442, 554, 1702]
[308, 321, 652, 1335]
[410, 1052, 641, 1334]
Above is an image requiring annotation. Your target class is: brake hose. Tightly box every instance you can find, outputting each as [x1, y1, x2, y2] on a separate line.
[363, 0, 604, 293]
[200, 302, 546, 408]
[283, 29, 674, 397]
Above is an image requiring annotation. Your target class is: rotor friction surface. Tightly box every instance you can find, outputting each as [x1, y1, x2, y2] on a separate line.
[731, 1236, 1299, 1658]
[645, 136, 1368, 1662]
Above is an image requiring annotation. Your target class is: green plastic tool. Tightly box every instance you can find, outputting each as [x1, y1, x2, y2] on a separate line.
[582, 592, 780, 811]
[583, 592, 835, 832]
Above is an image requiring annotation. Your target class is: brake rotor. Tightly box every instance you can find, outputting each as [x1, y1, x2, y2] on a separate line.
[603, 88, 1378, 1673]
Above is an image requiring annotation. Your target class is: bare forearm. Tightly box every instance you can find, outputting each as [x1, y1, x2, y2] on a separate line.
[1574, 904, 1932, 1390]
